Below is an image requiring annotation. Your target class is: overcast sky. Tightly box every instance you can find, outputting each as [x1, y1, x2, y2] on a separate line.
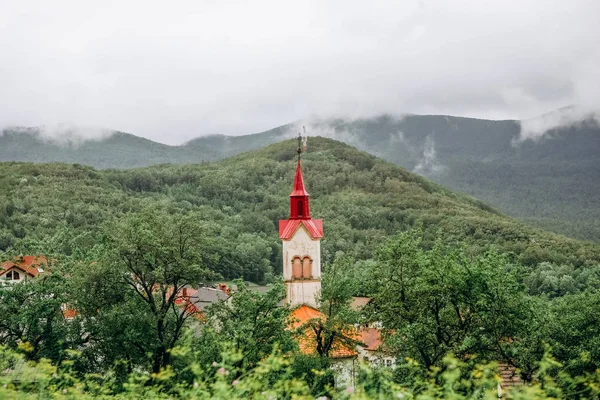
[0, 0, 598, 144]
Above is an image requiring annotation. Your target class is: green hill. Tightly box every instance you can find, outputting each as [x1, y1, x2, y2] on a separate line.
[314, 114, 600, 242]
[2, 111, 599, 242]
[1, 137, 598, 285]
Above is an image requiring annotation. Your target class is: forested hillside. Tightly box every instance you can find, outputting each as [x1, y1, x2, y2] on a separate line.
[1, 137, 599, 283]
[316, 115, 600, 243]
[2, 112, 599, 242]
[3, 137, 600, 398]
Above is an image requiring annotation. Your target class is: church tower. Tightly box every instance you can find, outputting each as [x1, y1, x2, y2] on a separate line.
[279, 138, 323, 308]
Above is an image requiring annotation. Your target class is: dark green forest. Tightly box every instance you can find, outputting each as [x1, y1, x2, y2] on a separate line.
[1, 137, 599, 281]
[2, 112, 599, 242]
[2, 138, 600, 398]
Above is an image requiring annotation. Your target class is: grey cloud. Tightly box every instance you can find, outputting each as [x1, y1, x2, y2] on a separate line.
[0, 0, 599, 144]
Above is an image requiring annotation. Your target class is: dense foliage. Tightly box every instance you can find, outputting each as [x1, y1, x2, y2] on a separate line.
[3, 113, 599, 242]
[4, 344, 600, 399]
[1, 137, 599, 283]
[2, 138, 600, 398]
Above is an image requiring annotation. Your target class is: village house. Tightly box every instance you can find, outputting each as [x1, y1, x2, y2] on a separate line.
[174, 284, 231, 318]
[0, 256, 47, 286]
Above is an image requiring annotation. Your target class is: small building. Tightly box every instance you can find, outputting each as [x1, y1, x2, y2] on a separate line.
[0, 256, 47, 286]
[173, 284, 232, 319]
[188, 286, 231, 313]
[290, 305, 359, 388]
[357, 327, 396, 368]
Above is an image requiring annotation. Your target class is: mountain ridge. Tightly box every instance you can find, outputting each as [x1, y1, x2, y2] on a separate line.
[1, 111, 599, 242]
[1, 137, 598, 274]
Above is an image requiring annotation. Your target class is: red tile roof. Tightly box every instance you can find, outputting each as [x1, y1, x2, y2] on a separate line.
[1, 256, 47, 278]
[279, 219, 323, 240]
[62, 308, 78, 319]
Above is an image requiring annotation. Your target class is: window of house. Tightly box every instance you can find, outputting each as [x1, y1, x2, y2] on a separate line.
[384, 359, 393, 367]
[297, 200, 304, 217]
[5, 271, 20, 280]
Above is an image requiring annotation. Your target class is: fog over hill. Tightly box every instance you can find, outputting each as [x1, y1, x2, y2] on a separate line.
[1, 110, 599, 242]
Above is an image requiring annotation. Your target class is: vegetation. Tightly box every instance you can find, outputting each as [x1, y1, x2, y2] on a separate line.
[3, 113, 599, 242]
[4, 344, 600, 399]
[1, 138, 600, 397]
[1, 137, 599, 275]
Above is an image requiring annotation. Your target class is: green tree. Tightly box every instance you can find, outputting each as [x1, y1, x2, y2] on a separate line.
[75, 208, 219, 373]
[369, 231, 545, 376]
[0, 273, 70, 363]
[307, 254, 362, 358]
[203, 281, 296, 372]
[549, 289, 600, 377]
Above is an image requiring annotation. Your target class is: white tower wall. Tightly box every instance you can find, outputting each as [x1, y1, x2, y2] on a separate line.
[282, 225, 322, 308]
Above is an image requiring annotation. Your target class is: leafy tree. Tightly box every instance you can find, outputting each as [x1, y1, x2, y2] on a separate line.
[297, 255, 362, 359]
[549, 289, 600, 377]
[0, 273, 70, 363]
[368, 230, 546, 376]
[203, 280, 296, 372]
[75, 208, 219, 373]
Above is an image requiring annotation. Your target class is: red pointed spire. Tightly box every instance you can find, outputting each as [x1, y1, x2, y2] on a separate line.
[289, 158, 310, 219]
[291, 159, 309, 197]
[279, 147, 323, 239]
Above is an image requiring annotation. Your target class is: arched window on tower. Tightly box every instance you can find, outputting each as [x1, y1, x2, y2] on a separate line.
[297, 200, 304, 217]
[302, 256, 312, 279]
[292, 257, 302, 279]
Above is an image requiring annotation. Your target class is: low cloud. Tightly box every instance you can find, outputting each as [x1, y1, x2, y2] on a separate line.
[517, 106, 600, 142]
[0, 1, 598, 143]
[2, 123, 115, 147]
[413, 135, 445, 176]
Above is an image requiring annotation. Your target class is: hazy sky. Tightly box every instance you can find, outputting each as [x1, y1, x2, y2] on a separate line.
[1, 0, 598, 144]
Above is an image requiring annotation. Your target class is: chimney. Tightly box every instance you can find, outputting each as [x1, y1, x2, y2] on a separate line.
[218, 283, 230, 294]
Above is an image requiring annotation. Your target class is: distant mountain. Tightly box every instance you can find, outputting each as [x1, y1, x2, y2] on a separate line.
[1, 111, 599, 241]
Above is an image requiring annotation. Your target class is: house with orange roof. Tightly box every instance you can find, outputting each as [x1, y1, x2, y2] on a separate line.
[357, 327, 396, 368]
[0, 256, 47, 286]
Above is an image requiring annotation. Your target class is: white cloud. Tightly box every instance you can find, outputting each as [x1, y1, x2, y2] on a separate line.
[413, 135, 445, 176]
[517, 106, 599, 142]
[0, 0, 598, 144]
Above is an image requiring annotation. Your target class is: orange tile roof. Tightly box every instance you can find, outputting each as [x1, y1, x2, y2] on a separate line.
[62, 308, 78, 319]
[359, 328, 382, 351]
[290, 305, 359, 359]
[290, 304, 323, 329]
[1, 256, 47, 278]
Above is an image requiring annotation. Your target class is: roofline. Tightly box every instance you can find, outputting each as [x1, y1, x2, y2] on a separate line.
[0, 266, 37, 277]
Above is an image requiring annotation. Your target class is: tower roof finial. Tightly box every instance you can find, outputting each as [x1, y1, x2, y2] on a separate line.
[297, 126, 307, 161]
